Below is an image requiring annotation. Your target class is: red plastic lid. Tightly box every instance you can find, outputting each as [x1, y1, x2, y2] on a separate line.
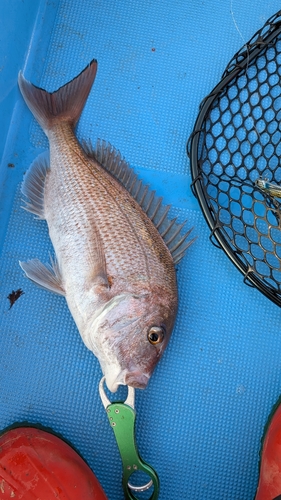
[0, 426, 108, 499]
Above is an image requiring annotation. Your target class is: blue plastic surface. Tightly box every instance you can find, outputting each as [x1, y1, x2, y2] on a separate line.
[1, 1, 281, 499]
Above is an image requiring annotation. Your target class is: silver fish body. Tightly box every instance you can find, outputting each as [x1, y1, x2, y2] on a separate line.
[18, 60, 193, 391]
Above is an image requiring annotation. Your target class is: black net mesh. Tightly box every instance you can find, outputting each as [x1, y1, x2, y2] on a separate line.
[189, 11, 281, 306]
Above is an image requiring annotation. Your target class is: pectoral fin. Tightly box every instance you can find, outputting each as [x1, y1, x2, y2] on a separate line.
[19, 258, 65, 296]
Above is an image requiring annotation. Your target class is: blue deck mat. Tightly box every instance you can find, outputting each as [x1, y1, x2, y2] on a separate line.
[1, 1, 281, 498]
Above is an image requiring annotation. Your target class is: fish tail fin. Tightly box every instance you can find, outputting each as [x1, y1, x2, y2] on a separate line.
[18, 59, 97, 134]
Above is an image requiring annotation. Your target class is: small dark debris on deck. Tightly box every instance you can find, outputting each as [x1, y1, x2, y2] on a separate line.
[7, 163, 15, 168]
[7, 289, 24, 309]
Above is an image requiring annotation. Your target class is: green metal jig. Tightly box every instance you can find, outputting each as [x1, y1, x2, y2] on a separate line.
[99, 377, 159, 500]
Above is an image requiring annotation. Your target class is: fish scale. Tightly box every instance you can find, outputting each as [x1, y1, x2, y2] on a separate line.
[48, 125, 171, 291]
[47, 129, 107, 285]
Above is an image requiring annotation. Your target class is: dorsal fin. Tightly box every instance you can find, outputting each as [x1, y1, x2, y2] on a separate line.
[82, 139, 195, 264]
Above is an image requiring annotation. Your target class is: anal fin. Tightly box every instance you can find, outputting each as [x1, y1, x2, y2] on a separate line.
[21, 152, 50, 219]
[19, 258, 65, 296]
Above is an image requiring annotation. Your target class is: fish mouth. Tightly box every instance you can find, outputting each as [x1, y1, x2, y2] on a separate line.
[105, 368, 150, 392]
[125, 370, 150, 389]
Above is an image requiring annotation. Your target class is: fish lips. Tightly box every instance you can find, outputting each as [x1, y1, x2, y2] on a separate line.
[105, 367, 150, 393]
[125, 370, 150, 389]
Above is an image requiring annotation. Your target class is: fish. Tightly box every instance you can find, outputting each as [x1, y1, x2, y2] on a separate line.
[18, 59, 194, 392]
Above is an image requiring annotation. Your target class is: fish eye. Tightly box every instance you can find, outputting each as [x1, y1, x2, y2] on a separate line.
[147, 326, 165, 345]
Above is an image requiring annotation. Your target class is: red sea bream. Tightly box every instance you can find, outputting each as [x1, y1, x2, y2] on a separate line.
[18, 60, 194, 392]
